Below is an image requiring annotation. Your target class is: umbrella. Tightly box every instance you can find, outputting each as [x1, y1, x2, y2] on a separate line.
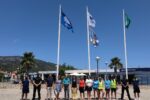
[70, 73, 80, 76]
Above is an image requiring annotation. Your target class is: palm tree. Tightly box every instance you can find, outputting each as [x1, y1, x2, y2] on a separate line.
[109, 57, 123, 77]
[21, 52, 35, 74]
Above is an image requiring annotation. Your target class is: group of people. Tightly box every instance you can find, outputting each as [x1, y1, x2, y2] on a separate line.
[20, 74, 140, 100]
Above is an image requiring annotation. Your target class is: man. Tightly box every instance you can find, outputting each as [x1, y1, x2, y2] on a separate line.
[32, 73, 42, 100]
[46, 74, 54, 100]
[63, 74, 70, 100]
[110, 76, 117, 99]
[121, 76, 132, 100]
[133, 77, 140, 100]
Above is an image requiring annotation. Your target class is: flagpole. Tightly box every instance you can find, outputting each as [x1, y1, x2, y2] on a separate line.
[123, 9, 128, 79]
[56, 5, 61, 80]
[86, 6, 91, 76]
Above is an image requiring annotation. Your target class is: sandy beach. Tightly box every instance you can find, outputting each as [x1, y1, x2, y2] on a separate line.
[0, 82, 149, 100]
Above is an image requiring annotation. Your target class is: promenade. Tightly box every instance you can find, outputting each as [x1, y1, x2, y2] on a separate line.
[0, 82, 149, 100]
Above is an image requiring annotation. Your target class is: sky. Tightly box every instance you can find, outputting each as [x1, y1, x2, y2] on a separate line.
[0, 0, 150, 70]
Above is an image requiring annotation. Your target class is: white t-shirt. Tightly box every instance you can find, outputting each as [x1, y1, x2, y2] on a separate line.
[86, 79, 93, 87]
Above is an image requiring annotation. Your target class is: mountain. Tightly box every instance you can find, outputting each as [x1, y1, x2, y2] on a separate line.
[0, 56, 56, 72]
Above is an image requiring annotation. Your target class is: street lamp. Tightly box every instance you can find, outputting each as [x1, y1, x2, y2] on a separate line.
[96, 56, 100, 76]
[105, 61, 108, 80]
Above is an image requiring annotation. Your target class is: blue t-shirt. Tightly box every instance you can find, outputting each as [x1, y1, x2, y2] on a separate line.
[105, 80, 111, 89]
[47, 77, 53, 87]
[63, 77, 70, 85]
[93, 80, 99, 89]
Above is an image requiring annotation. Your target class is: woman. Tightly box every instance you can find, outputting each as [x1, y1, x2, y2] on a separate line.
[98, 77, 105, 99]
[79, 77, 85, 100]
[85, 76, 93, 100]
[21, 76, 29, 100]
[105, 77, 111, 99]
[92, 77, 99, 99]
[71, 76, 77, 100]
[54, 76, 62, 100]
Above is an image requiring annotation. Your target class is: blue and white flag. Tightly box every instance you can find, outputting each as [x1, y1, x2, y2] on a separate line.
[87, 11, 96, 28]
[61, 10, 73, 32]
[90, 29, 99, 47]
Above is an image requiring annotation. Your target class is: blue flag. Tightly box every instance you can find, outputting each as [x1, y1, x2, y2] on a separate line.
[61, 10, 73, 32]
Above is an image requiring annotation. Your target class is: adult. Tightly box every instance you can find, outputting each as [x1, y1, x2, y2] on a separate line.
[79, 77, 85, 100]
[121, 76, 132, 100]
[71, 76, 77, 100]
[85, 76, 93, 100]
[133, 77, 140, 100]
[32, 73, 42, 100]
[98, 77, 105, 99]
[63, 74, 70, 100]
[46, 74, 54, 100]
[21, 76, 29, 100]
[54, 76, 62, 100]
[105, 77, 111, 99]
[110, 76, 117, 99]
[92, 77, 99, 99]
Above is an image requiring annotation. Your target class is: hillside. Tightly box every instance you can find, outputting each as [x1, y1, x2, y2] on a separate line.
[0, 56, 56, 72]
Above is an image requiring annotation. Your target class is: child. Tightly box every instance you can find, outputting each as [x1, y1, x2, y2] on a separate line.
[133, 77, 140, 100]
[21, 76, 29, 100]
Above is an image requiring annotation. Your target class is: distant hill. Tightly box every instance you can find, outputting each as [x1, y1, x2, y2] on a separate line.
[0, 56, 56, 72]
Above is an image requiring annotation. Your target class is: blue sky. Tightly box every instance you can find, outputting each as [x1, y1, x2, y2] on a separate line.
[0, 0, 150, 70]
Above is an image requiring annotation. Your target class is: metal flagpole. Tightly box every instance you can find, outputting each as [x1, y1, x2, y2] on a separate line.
[86, 6, 91, 76]
[56, 5, 61, 80]
[123, 9, 128, 79]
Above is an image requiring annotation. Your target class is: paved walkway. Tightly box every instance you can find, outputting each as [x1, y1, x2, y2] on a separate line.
[0, 83, 150, 100]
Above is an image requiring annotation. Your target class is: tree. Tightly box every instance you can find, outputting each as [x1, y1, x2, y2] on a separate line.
[21, 52, 35, 74]
[109, 57, 123, 77]
[59, 63, 77, 76]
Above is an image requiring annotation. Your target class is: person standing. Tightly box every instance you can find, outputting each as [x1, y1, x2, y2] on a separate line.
[92, 77, 99, 99]
[54, 76, 62, 100]
[121, 76, 132, 100]
[63, 75, 70, 100]
[98, 77, 105, 100]
[110, 76, 117, 99]
[46, 74, 54, 100]
[21, 76, 29, 100]
[79, 77, 85, 100]
[85, 76, 93, 100]
[133, 77, 140, 100]
[105, 77, 111, 100]
[71, 76, 77, 100]
[32, 73, 42, 100]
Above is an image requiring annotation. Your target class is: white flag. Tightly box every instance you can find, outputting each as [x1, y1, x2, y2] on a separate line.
[87, 11, 96, 28]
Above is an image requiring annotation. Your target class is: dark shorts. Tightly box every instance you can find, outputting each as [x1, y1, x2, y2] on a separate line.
[98, 89, 104, 91]
[22, 88, 29, 93]
[93, 87, 98, 90]
[105, 88, 110, 92]
[134, 87, 140, 93]
[79, 87, 84, 93]
[111, 88, 116, 92]
[86, 86, 92, 91]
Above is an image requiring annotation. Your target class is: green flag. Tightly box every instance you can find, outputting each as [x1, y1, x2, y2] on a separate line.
[125, 13, 131, 28]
